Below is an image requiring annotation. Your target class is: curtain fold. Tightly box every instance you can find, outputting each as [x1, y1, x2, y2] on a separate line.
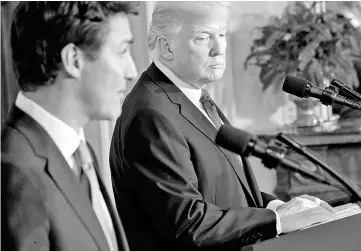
[1, 2, 20, 126]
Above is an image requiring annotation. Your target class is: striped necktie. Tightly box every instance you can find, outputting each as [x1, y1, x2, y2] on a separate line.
[199, 89, 223, 130]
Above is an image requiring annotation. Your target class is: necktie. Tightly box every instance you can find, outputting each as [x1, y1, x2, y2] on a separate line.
[199, 90, 254, 204]
[74, 141, 119, 251]
[199, 89, 223, 129]
[73, 158, 92, 201]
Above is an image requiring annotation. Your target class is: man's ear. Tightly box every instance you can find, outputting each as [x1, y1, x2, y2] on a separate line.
[60, 43, 84, 78]
[158, 36, 174, 61]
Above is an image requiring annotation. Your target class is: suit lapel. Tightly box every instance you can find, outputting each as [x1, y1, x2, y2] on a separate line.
[146, 63, 218, 144]
[88, 144, 130, 251]
[217, 107, 258, 206]
[98, 177, 130, 251]
[240, 157, 263, 207]
[146, 64, 256, 205]
[47, 145, 111, 251]
[8, 106, 110, 251]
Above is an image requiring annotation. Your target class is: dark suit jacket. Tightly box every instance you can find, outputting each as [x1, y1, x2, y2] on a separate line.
[1, 106, 130, 251]
[109, 63, 278, 251]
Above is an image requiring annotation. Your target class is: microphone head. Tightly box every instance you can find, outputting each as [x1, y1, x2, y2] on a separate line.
[215, 124, 253, 155]
[282, 75, 312, 98]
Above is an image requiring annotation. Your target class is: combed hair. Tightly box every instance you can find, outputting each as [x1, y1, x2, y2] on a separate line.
[11, 1, 138, 91]
[147, 1, 232, 53]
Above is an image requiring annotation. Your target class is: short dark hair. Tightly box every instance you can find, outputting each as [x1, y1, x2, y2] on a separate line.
[11, 1, 138, 91]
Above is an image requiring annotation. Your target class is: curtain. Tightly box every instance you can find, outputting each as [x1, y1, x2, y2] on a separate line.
[1, 1, 20, 126]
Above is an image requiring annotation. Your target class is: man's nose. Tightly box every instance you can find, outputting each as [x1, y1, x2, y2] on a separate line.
[209, 37, 226, 57]
[125, 55, 138, 81]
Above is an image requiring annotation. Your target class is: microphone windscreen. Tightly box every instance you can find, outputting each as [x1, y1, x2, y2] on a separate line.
[282, 75, 311, 98]
[215, 124, 253, 155]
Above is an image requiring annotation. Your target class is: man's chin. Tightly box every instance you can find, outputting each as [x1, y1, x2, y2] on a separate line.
[108, 110, 122, 121]
[207, 72, 225, 82]
[92, 109, 122, 121]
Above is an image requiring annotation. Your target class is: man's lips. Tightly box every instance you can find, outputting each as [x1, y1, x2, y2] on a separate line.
[209, 64, 224, 68]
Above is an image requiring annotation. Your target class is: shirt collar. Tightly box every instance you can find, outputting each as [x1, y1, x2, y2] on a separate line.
[154, 60, 203, 107]
[15, 91, 84, 163]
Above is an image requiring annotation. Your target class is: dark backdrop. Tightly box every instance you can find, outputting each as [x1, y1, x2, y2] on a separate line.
[1, 2, 20, 127]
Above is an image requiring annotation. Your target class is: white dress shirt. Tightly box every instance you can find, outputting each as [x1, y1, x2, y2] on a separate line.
[154, 60, 284, 235]
[15, 91, 83, 169]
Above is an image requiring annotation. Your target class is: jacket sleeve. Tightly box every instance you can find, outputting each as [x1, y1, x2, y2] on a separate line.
[121, 108, 277, 248]
[2, 162, 50, 251]
[261, 192, 279, 206]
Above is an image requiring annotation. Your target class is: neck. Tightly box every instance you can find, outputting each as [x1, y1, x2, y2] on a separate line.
[24, 84, 88, 131]
[158, 59, 210, 89]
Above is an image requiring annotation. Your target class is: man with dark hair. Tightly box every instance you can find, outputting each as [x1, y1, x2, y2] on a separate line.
[2, 2, 138, 251]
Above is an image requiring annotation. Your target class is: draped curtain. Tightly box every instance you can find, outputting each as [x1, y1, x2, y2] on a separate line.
[1, 1, 20, 126]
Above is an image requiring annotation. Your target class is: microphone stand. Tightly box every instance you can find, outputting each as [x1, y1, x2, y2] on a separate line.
[330, 79, 361, 102]
[276, 133, 361, 202]
[259, 139, 334, 186]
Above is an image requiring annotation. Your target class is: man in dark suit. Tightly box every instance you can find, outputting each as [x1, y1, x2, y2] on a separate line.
[109, 2, 334, 251]
[2, 2, 138, 251]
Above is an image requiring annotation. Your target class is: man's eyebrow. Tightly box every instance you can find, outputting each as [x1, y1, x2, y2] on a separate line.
[121, 38, 134, 46]
[190, 26, 228, 34]
[191, 27, 213, 34]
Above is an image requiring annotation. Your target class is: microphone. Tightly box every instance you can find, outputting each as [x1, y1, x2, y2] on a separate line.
[215, 124, 332, 185]
[282, 75, 361, 110]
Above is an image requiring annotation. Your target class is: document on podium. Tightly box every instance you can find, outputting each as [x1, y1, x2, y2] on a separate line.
[302, 201, 361, 230]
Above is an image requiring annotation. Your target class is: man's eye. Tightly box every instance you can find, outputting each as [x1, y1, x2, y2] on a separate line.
[118, 47, 130, 55]
[220, 33, 226, 38]
[195, 36, 209, 43]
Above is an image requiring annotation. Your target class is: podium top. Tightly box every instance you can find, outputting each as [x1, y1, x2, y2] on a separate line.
[242, 213, 361, 251]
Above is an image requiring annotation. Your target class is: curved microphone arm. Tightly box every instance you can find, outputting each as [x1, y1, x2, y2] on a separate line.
[258, 139, 334, 186]
[276, 133, 361, 202]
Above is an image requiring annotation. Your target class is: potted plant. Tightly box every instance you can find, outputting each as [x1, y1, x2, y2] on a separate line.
[244, 1, 361, 127]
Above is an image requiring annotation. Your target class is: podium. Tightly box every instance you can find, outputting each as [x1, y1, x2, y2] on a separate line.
[242, 213, 361, 251]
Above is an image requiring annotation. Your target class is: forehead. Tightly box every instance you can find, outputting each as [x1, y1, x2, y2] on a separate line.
[183, 17, 229, 36]
[179, 4, 229, 33]
[188, 23, 228, 33]
[103, 13, 132, 45]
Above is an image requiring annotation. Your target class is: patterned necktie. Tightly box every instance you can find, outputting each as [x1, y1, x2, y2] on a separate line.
[73, 157, 92, 201]
[74, 141, 119, 251]
[199, 89, 223, 129]
[199, 91, 254, 204]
